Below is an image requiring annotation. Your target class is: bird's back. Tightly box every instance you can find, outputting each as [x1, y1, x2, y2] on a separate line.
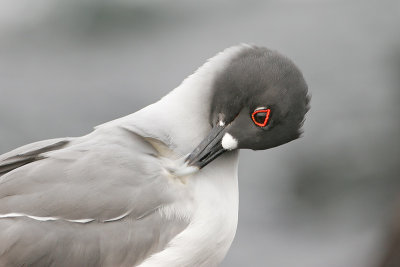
[0, 126, 189, 266]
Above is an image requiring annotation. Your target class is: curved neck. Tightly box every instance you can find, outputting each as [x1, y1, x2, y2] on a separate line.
[98, 45, 250, 155]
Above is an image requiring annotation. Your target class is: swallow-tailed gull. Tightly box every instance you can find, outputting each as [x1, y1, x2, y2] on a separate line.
[0, 44, 310, 266]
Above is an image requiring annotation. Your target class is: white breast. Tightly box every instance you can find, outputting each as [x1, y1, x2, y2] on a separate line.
[138, 151, 239, 267]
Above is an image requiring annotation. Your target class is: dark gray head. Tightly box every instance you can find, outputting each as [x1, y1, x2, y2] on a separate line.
[186, 46, 310, 169]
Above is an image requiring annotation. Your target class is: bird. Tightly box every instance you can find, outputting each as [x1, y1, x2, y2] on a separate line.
[0, 44, 309, 267]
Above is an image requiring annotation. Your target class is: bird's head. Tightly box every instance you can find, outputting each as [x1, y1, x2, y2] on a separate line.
[184, 46, 310, 171]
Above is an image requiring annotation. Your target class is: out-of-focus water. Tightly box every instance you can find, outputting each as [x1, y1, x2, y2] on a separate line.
[0, 0, 399, 266]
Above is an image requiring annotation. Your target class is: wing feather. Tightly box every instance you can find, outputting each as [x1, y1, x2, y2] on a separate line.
[0, 138, 69, 176]
[0, 127, 189, 266]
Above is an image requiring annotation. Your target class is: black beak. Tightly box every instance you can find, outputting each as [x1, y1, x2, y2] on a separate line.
[185, 124, 228, 169]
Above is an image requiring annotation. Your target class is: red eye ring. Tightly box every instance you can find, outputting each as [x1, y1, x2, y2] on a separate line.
[251, 108, 271, 127]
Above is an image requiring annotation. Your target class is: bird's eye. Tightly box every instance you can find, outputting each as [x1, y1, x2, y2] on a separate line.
[251, 108, 271, 127]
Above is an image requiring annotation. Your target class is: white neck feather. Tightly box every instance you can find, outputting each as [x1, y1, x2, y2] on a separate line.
[139, 150, 240, 267]
[98, 44, 250, 155]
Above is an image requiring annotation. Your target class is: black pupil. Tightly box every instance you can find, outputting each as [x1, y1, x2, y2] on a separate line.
[254, 112, 267, 124]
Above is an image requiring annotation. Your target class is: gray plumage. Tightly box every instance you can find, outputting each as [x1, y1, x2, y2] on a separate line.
[0, 128, 187, 266]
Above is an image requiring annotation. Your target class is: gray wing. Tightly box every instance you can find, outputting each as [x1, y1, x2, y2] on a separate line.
[0, 138, 69, 176]
[0, 127, 188, 267]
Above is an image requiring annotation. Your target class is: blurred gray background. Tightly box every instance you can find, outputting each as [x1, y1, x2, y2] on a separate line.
[0, 0, 399, 266]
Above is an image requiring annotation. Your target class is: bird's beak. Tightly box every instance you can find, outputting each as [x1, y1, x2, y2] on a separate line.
[185, 124, 227, 170]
